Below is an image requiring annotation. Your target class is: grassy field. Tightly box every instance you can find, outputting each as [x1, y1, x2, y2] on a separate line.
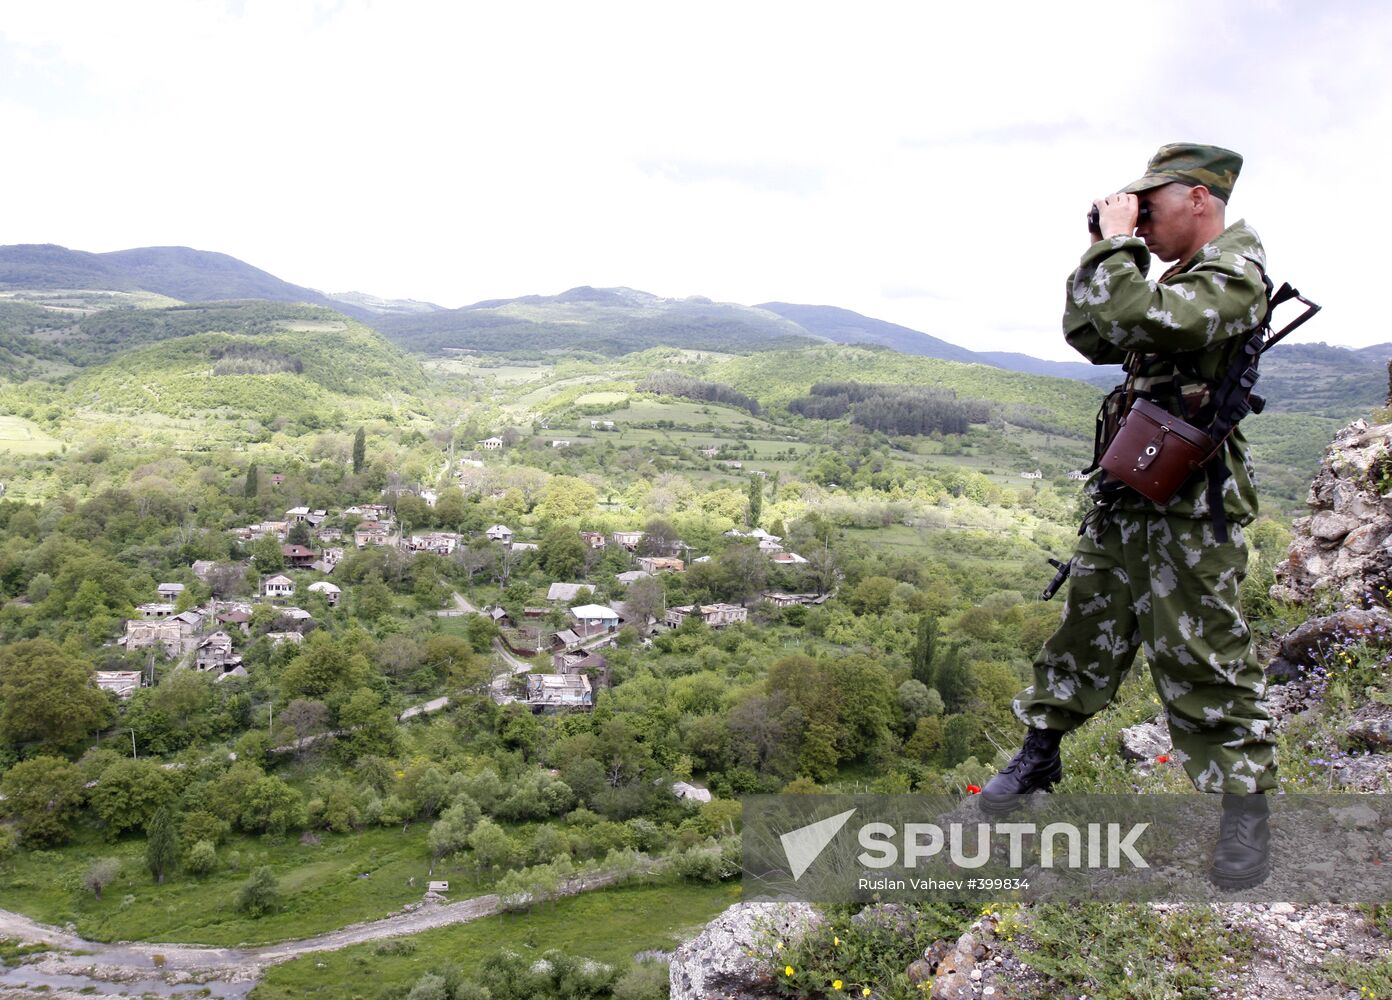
[0, 825, 500, 947]
[251, 877, 740, 999]
[572, 391, 629, 406]
[0, 415, 62, 454]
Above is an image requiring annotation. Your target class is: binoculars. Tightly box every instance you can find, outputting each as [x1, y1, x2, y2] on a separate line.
[1088, 203, 1151, 237]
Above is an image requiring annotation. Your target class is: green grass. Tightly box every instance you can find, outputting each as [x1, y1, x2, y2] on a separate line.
[0, 415, 62, 454]
[250, 877, 740, 999]
[0, 825, 497, 947]
[572, 391, 628, 406]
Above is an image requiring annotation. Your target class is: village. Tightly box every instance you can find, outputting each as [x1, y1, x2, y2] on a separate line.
[96, 447, 833, 722]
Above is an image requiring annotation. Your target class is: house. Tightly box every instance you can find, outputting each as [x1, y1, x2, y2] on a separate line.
[550, 440, 571, 448]
[487, 606, 512, 626]
[552, 650, 607, 675]
[589, 420, 615, 430]
[551, 628, 583, 651]
[761, 591, 830, 608]
[615, 570, 651, 585]
[266, 632, 304, 646]
[157, 582, 185, 601]
[523, 606, 548, 619]
[524, 673, 593, 711]
[171, 609, 206, 634]
[757, 538, 784, 553]
[480, 436, 504, 450]
[95, 671, 143, 699]
[315, 527, 344, 544]
[664, 603, 748, 629]
[279, 607, 314, 623]
[307, 581, 341, 606]
[312, 547, 344, 574]
[771, 551, 808, 565]
[218, 609, 252, 634]
[404, 532, 459, 556]
[263, 575, 295, 599]
[1068, 470, 1088, 480]
[570, 604, 620, 631]
[215, 666, 248, 683]
[285, 507, 329, 527]
[282, 544, 317, 569]
[638, 556, 685, 574]
[196, 632, 240, 673]
[354, 522, 395, 549]
[510, 542, 538, 552]
[672, 781, 713, 803]
[419, 489, 439, 507]
[579, 531, 606, 549]
[547, 582, 589, 603]
[136, 602, 176, 619]
[699, 446, 720, 458]
[486, 524, 514, 543]
[123, 621, 185, 658]
[1020, 469, 1043, 480]
[611, 530, 644, 550]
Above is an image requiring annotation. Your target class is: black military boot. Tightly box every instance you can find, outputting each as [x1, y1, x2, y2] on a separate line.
[978, 727, 1065, 816]
[1209, 791, 1271, 890]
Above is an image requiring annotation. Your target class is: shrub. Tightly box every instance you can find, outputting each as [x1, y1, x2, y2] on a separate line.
[236, 866, 280, 917]
[184, 839, 217, 877]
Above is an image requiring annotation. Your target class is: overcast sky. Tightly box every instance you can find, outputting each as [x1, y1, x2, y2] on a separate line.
[3, 1, 1385, 361]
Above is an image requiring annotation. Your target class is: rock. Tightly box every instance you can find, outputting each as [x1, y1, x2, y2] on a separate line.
[1269, 902, 1295, 916]
[931, 971, 974, 1000]
[669, 901, 823, 1000]
[1331, 754, 1392, 792]
[906, 959, 935, 985]
[1119, 716, 1172, 760]
[1266, 607, 1392, 680]
[1346, 703, 1392, 750]
[1330, 803, 1380, 829]
[1343, 523, 1388, 555]
[851, 902, 918, 936]
[922, 940, 953, 968]
[1311, 511, 1357, 542]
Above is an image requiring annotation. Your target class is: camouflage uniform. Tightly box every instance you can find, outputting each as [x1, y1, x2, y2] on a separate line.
[1011, 214, 1279, 795]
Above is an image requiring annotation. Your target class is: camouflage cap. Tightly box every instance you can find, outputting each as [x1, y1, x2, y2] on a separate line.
[1120, 142, 1243, 203]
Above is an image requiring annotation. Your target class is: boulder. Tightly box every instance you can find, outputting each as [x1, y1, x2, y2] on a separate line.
[1266, 607, 1392, 680]
[670, 901, 823, 1000]
[1119, 716, 1172, 760]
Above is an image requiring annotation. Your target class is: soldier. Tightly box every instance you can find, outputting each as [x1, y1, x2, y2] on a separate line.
[980, 143, 1278, 890]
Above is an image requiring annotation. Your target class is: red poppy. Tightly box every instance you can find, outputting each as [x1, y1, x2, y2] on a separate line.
[966, 784, 981, 794]
[1155, 755, 1170, 764]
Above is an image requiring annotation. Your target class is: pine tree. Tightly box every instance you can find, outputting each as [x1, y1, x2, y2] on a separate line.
[244, 463, 259, 499]
[747, 475, 763, 528]
[145, 806, 178, 884]
[352, 427, 366, 474]
[910, 614, 938, 687]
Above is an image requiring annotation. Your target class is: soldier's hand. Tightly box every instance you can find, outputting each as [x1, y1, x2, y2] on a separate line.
[1094, 193, 1139, 239]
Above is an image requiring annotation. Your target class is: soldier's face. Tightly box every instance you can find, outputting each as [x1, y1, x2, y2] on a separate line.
[1134, 182, 1197, 262]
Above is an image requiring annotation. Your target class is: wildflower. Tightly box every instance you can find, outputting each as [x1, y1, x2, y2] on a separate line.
[775, 941, 784, 951]
[785, 965, 794, 977]
[1155, 754, 1169, 764]
[833, 980, 844, 990]
[863, 989, 873, 997]
[966, 784, 981, 794]
[833, 936, 840, 946]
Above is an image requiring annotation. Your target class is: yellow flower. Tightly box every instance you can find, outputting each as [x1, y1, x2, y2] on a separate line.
[863, 989, 872, 997]
[775, 941, 784, 951]
[785, 965, 794, 977]
[833, 936, 840, 946]
[833, 980, 843, 991]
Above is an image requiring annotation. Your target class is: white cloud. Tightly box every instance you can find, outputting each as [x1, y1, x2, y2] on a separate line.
[2, 0, 1387, 361]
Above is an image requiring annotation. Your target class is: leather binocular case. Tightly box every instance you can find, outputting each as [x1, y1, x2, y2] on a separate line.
[1099, 397, 1220, 504]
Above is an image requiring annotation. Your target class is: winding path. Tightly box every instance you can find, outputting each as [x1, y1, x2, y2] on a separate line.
[0, 866, 650, 998]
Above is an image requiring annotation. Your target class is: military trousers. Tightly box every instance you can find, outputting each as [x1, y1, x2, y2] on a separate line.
[1011, 509, 1278, 794]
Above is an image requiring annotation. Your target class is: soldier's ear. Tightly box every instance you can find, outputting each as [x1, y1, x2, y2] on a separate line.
[1190, 185, 1212, 215]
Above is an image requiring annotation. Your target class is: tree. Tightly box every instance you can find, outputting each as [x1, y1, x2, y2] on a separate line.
[0, 756, 85, 846]
[911, 614, 939, 687]
[83, 857, 121, 900]
[467, 817, 517, 872]
[250, 534, 285, 573]
[747, 476, 763, 528]
[621, 575, 665, 630]
[184, 839, 217, 876]
[244, 463, 260, 499]
[0, 640, 114, 753]
[539, 524, 587, 579]
[534, 476, 598, 523]
[237, 866, 281, 917]
[428, 799, 481, 860]
[352, 427, 366, 474]
[280, 631, 372, 701]
[336, 687, 400, 762]
[145, 806, 179, 884]
[89, 758, 175, 836]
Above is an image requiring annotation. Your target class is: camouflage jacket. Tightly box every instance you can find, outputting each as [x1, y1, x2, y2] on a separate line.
[1064, 220, 1268, 525]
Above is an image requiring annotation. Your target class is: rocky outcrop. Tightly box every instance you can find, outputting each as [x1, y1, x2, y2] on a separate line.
[1266, 605, 1392, 680]
[669, 901, 823, 1000]
[1271, 418, 1392, 606]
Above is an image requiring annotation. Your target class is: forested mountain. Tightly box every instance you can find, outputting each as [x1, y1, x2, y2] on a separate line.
[372, 286, 820, 356]
[0, 244, 373, 320]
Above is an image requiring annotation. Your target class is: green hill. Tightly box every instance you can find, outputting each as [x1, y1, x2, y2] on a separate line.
[57, 307, 427, 419]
